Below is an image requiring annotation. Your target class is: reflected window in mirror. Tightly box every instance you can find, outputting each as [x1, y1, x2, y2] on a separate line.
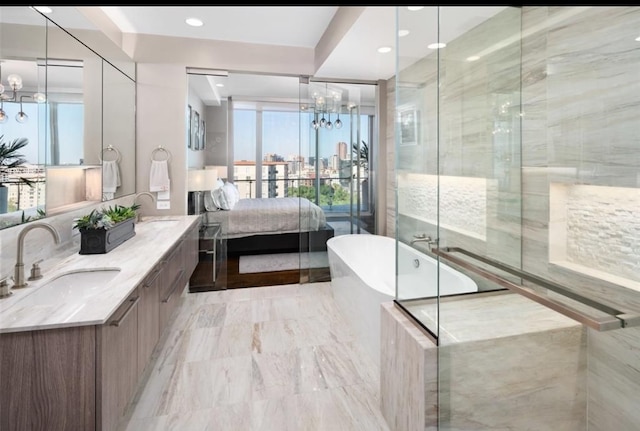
[45, 59, 85, 166]
[0, 6, 137, 231]
[0, 58, 47, 228]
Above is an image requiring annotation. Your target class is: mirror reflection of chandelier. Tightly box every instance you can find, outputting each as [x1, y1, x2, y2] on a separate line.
[0, 63, 46, 124]
[307, 83, 343, 131]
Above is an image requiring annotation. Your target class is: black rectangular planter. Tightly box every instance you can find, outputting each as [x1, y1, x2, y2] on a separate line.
[79, 218, 136, 254]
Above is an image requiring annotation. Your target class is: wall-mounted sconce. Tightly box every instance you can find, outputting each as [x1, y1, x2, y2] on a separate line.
[0, 67, 46, 124]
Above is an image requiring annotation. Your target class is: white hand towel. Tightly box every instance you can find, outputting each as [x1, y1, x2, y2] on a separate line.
[150, 160, 170, 192]
[103, 160, 121, 194]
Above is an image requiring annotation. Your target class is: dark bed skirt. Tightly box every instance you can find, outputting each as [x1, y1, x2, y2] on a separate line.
[226, 225, 335, 257]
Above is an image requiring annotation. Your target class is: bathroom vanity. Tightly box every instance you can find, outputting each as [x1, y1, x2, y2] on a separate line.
[0, 215, 200, 431]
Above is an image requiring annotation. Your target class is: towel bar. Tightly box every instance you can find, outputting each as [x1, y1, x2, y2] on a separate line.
[151, 146, 171, 162]
[99, 145, 121, 162]
[433, 246, 639, 331]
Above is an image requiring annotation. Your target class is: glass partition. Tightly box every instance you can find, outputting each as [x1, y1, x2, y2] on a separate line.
[396, 5, 640, 429]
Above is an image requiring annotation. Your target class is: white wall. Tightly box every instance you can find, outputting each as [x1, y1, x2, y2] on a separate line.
[135, 63, 188, 216]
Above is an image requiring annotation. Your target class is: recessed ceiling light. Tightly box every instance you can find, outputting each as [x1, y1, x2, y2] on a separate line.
[185, 18, 203, 27]
[428, 42, 446, 49]
[636, 36, 640, 41]
[407, 6, 424, 11]
[377, 46, 392, 54]
[466, 55, 480, 62]
[398, 29, 410, 37]
[31, 6, 52, 14]
[216, 83, 224, 87]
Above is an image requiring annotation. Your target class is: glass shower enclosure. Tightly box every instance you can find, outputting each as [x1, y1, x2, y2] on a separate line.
[396, 5, 640, 429]
[298, 78, 378, 283]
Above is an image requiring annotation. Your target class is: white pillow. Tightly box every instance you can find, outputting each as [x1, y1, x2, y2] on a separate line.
[222, 182, 240, 209]
[204, 178, 228, 211]
[210, 187, 230, 210]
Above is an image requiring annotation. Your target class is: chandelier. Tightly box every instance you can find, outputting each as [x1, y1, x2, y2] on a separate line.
[306, 83, 343, 131]
[0, 65, 46, 124]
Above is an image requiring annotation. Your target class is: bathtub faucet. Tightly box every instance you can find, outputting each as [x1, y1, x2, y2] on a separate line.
[410, 233, 438, 247]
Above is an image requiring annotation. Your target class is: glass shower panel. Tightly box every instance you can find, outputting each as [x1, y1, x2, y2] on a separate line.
[298, 78, 331, 284]
[434, 7, 523, 429]
[395, 6, 442, 338]
[395, 6, 640, 430]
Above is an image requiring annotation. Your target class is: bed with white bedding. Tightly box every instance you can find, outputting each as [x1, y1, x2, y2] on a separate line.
[204, 196, 334, 256]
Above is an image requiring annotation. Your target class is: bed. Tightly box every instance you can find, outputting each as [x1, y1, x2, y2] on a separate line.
[203, 196, 334, 256]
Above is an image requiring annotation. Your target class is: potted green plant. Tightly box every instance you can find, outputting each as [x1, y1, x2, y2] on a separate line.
[73, 203, 140, 254]
[0, 135, 34, 214]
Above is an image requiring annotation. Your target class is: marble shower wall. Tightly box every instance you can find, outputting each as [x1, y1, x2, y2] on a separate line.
[520, 6, 640, 429]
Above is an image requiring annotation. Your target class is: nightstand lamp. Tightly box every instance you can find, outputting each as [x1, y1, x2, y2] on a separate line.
[187, 168, 217, 215]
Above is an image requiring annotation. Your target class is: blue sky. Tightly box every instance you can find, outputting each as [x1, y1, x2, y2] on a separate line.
[0, 102, 83, 165]
[234, 109, 368, 161]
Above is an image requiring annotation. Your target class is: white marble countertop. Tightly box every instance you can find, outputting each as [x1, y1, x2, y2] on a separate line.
[0, 215, 200, 333]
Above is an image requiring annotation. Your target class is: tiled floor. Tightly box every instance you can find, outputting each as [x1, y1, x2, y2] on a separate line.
[121, 282, 390, 431]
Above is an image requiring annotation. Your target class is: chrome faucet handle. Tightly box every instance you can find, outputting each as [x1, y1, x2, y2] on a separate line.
[413, 233, 428, 239]
[28, 259, 44, 281]
[0, 277, 13, 298]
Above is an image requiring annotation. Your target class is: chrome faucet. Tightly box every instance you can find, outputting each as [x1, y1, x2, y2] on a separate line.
[13, 222, 61, 289]
[410, 233, 438, 247]
[133, 191, 155, 223]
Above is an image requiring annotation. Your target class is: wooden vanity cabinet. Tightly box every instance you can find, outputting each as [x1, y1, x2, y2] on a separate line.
[0, 221, 200, 431]
[159, 238, 185, 331]
[97, 288, 140, 431]
[137, 262, 161, 375]
[158, 222, 200, 331]
[0, 325, 96, 431]
[184, 221, 200, 278]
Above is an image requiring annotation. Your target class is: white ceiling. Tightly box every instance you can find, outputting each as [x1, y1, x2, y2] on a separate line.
[1, 6, 508, 107]
[99, 6, 506, 81]
[97, 6, 506, 106]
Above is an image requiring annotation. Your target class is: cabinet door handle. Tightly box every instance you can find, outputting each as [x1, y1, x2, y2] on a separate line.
[110, 296, 140, 327]
[143, 267, 162, 287]
[162, 270, 185, 303]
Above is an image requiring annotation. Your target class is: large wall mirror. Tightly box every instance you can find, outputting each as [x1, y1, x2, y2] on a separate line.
[0, 6, 136, 229]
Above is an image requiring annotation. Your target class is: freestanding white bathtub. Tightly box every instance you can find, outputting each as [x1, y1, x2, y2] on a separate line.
[327, 234, 478, 366]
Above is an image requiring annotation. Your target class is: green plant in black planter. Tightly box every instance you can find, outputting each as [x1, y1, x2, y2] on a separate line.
[73, 203, 141, 231]
[74, 203, 141, 254]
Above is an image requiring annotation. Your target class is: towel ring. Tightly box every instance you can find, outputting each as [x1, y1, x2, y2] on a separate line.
[99, 145, 121, 163]
[151, 146, 171, 162]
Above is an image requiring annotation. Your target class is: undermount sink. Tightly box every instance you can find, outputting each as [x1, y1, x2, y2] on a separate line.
[23, 268, 121, 305]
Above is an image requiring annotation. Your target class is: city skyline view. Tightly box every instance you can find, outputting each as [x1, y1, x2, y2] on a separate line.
[233, 109, 370, 162]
